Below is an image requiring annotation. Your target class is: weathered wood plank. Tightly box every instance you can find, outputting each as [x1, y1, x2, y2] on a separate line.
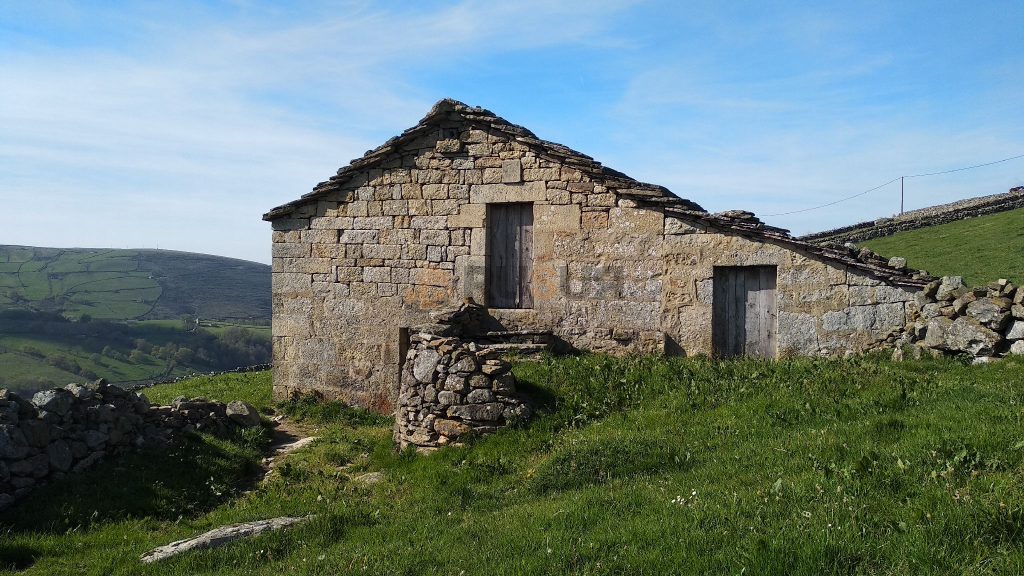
[486, 203, 533, 309]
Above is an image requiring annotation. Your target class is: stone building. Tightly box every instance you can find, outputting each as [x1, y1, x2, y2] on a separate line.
[264, 99, 930, 412]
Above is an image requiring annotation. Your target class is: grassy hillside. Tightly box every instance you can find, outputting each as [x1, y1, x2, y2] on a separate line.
[0, 246, 270, 322]
[863, 207, 1024, 285]
[0, 311, 270, 393]
[3, 355, 1024, 574]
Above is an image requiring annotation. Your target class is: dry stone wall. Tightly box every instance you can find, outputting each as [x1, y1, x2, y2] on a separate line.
[896, 276, 1024, 360]
[394, 329, 532, 452]
[802, 187, 1024, 245]
[0, 380, 261, 511]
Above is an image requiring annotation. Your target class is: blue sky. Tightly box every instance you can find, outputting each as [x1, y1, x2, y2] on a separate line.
[2, 1, 1022, 263]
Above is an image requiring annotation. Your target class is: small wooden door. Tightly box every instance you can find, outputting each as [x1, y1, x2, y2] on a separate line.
[487, 204, 533, 308]
[712, 266, 777, 359]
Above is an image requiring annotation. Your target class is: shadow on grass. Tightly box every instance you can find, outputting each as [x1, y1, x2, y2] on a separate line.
[0, 542, 37, 571]
[0, 433, 260, 534]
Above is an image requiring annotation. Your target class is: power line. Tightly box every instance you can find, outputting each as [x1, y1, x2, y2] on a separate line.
[763, 153, 1024, 217]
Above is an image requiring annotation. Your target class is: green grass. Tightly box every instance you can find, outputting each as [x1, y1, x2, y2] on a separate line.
[3, 355, 1024, 574]
[142, 371, 274, 409]
[0, 245, 270, 322]
[863, 207, 1024, 285]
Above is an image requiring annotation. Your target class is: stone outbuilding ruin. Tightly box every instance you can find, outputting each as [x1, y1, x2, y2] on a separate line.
[264, 99, 931, 412]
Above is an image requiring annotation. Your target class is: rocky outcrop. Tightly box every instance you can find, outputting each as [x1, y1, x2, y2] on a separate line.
[141, 516, 309, 563]
[896, 277, 1024, 361]
[394, 304, 532, 452]
[0, 380, 261, 511]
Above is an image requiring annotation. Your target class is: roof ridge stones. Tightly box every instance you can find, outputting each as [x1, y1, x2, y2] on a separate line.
[263, 98, 701, 221]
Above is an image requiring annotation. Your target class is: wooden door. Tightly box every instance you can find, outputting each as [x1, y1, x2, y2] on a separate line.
[712, 266, 777, 358]
[487, 204, 534, 308]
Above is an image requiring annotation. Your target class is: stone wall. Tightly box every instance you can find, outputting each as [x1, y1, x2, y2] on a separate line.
[394, 322, 531, 452]
[802, 187, 1024, 245]
[0, 380, 261, 511]
[268, 101, 923, 410]
[660, 216, 918, 357]
[898, 277, 1024, 360]
[269, 118, 676, 410]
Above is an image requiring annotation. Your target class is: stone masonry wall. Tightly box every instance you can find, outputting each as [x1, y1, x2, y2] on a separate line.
[661, 215, 920, 357]
[394, 331, 531, 452]
[270, 111, 922, 410]
[270, 121, 673, 411]
[0, 380, 261, 511]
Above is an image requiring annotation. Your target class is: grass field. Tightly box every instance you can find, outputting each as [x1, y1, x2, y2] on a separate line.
[0, 312, 271, 393]
[3, 354, 1024, 574]
[0, 245, 270, 322]
[863, 207, 1024, 285]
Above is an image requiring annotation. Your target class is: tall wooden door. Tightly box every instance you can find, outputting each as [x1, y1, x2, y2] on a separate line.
[712, 266, 777, 359]
[487, 203, 534, 308]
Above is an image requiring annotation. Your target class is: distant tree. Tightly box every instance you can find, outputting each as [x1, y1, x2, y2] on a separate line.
[78, 313, 92, 323]
[129, 349, 146, 363]
[174, 347, 194, 364]
[133, 338, 153, 353]
[180, 314, 198, 331]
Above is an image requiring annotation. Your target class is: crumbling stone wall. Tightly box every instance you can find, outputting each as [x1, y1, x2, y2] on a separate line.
[394, 329, 531, 452]
[0, 380, 260, 511]
[898, 277, 1024, 360]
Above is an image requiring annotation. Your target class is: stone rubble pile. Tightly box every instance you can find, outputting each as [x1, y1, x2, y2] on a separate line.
[394, 303, 533, 451]
[898, 276, 1024, 361]
[0, 380, 261, 511]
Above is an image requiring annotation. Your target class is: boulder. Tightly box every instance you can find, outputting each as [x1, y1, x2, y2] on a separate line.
[225, 401, 260, 428]
[442, 374, 468, 393]
[1011, 340, 1024, 356]
[47, 440, 73, 472]
[0, 425, 28, 459]
[923, 317, 953, 349]
[83, 430, 109, 449]
[466, 389, 496, 404]
[447, 403, 503, 422]
[966, 298, 1012, 331]
[951, 292, 977, 314]
[31, 389, 74, 416]
[1007, 320, 1024, 341]
[944, 317, 1002, 356]
[887, 256, 907, 269]
[936, 276, 968, 301]
[449, 355, 477, 375]
[492, 373, 516, 394]
[412, 349, 440, 383]
[432, 418, 472, 438]
[437, 391, 459, 406]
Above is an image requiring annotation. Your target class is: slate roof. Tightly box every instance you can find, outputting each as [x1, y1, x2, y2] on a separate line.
[264, 99, 930, 288]
[263, 98, 704, 221]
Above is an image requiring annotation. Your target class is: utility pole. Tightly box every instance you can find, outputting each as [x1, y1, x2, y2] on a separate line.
[900, 176, 904, 215]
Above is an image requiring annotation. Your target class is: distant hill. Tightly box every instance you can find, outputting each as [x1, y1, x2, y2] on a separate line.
[862, 207, 1024, 285]
[0, 246, 270, 322]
